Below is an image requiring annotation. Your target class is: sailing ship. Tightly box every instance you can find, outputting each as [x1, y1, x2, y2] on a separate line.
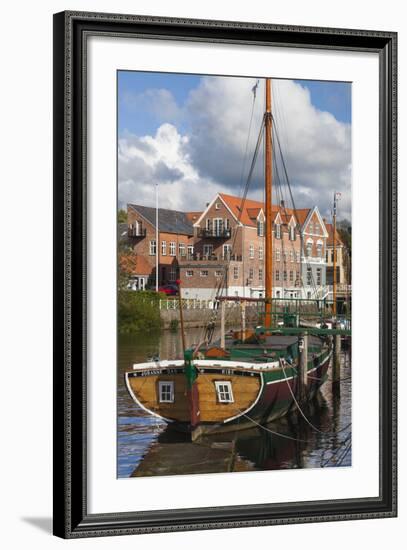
[125, 78, 335, 441]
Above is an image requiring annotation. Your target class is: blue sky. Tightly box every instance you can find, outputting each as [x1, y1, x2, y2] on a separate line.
[117, 71, 351, 220]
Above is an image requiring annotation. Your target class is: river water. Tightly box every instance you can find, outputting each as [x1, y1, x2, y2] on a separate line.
[117, 327, 352, 478]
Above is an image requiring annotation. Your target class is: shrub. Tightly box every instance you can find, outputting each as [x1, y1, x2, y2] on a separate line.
[118, 290, 164, 334]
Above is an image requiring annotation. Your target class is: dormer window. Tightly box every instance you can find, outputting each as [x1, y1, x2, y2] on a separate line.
[257, 220, 264, 236]
[289, 226, 295, 241]
[275, 224, 281, 239]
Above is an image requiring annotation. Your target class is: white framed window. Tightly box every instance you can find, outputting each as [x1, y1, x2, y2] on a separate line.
[259, 245, 263, 260]
[206, 218, 212, 231]
[306, 240, 313, 257]
[158, 381, 174, 403]
[276, 270, 280, 281]
[257, 220, 264, 236]
[187, 245, 194, 258]
[186, 270, 194, 277]
[289, 225, 295, 241]
[149, 240, 156, 256]
[214, 218, 224, 236]
[315, 224, 319, 235]
[169, 242, 176, 256]
[161, 240, 167, 255]
[259, 268, 263, 282]
[169, 268, 177, 281]
[203, 244, 213, 257]
[290, 250, 294, 263]
[223, 244, 232, 259]
[249, 244, 255, 258]
[307, 267, 312, 285]
[225, 218, 230, 230]
[275, 224, 281, 239]
[233, 266, 239, 279]
[249, 268, 254, 280]
[309, 222, 314, 234]
[296, 251, 300, 263]
[317, 242, 323, 258]
[179, 243, 186, 257]
[215, 202, 220, 210]
[200, 270, 208, 277]
[316, 268, 322, 285]
[289, 270, 294, 282]
[215, 270, 222, 277]
[276, 249, 281, 261]
[283, 270, 287, 281]
[215, 381, 234, 403]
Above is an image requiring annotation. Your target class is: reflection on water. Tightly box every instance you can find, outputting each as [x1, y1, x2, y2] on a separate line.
[117, 328, 351, 478]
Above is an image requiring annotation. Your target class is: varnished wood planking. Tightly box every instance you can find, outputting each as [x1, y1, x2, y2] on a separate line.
[128, 374, 189, 421]
[129, 372, 261, 423]
[197, 373, 260, 422]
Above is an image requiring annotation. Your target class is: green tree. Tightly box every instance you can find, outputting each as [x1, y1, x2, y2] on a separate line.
[118, 209, 127, 223]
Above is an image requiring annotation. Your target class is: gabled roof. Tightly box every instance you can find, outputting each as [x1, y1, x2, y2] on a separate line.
[128, 204, 194, 236]
[218, 193, 294, 228]
[301, 206, 329, 238]
[325, 222, 345, 247]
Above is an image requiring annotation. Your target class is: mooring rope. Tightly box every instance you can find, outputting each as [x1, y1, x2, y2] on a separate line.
[279, 358, 352, 436]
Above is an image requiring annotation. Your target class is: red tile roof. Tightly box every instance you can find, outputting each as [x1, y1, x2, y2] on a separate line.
[185, 211, 203, 223]
[218, 193, 298, 227]
[119, 253, 151, 276]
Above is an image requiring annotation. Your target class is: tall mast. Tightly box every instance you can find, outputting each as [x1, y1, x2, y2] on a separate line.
[264, 78, 273, 327]
[332, 192, 337, 318]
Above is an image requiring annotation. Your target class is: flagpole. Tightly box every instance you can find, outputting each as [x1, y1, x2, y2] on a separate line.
[333, 191, 340, 319]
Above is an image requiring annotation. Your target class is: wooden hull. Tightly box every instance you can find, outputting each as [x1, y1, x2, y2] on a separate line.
[125, 348, 332, 439]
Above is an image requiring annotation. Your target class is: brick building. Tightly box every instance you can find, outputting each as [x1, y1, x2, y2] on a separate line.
[294, 207, 329, 299]
[124, 204, 198, 289]
[325, 222, 350, 286]
[121, 195, 331, 299]
[178, 193, 304, 300]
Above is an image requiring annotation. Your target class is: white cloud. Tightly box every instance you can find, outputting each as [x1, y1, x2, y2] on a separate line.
[118, 124, 231, 211]
[119, 77, 351, 221]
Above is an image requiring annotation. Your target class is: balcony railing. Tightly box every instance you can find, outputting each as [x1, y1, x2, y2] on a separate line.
[128, 227, 147, 238]
[180, 253, 242, 262]
[198, 228, 231, 238]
